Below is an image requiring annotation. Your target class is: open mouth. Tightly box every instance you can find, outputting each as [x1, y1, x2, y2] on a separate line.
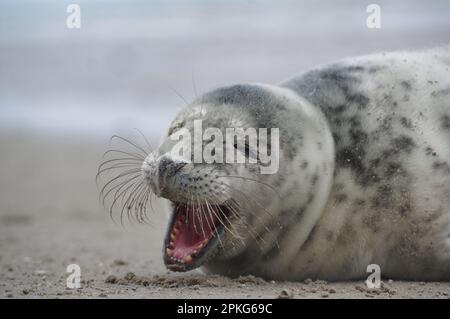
[163, 202, 230, 271]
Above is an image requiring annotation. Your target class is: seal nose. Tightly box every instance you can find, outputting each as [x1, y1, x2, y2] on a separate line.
[156, 157, 187, 198]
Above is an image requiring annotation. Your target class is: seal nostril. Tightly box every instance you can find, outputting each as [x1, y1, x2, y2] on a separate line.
[173, 162, 187, 174]
[158, 158, 186, 177]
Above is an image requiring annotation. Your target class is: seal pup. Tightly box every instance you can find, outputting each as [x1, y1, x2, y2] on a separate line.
[101, 47, 450, 281]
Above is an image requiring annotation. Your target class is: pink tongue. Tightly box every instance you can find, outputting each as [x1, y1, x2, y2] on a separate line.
[172, 205, 219, 260]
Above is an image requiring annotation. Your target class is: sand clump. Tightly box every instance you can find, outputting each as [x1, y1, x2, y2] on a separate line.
[106, 272, 267, 289]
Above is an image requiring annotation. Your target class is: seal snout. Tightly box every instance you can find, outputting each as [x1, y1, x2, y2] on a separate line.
[142, 154, 188, 201]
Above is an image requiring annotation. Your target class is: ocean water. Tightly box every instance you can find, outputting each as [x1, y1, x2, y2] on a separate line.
[0, 0, 449, 140]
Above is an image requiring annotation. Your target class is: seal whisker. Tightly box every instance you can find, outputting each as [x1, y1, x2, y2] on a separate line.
[216, 194, 267, 247]
[133, 127, 153, 153]
[202, 198, 224, 248]
[120, 182, 146, 225]
[189, 193, 200, 235]
[99, 169, 141, 203]
[127, 182, 148, 221]
[135, 185, 152, 224]
[108, 179, 140, 223]
[98, 157, 143, 171]
[104, 174, 142, 210]
[191, 72, 198, 98]
[200, 198, 214, 235]
[195, 196, 208, 240]
[140, 189, 154, 225]
[216, 174, 282, 200]
[102, 149, 145, 161]
[109, 135, 149, 157]
[169, 86, 189, 105]
[131, 185, 147, 223]
[207, 193, 246, 245]
[97, 162, 142, 180]
[108, 177, 141, 216]
[205, 195, 242, 244]
[222, 197, 261, 235]
[220, 182, 277, 221]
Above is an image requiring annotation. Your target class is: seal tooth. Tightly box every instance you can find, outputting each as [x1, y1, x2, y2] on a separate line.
[198, 240, 207, 249]
[170, 233, 176, 241]
[166, 248, 173, 257]
[183, 255, 192, 263]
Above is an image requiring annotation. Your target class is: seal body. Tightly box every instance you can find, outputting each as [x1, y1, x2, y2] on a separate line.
[275, 48, 450, 281]
[143, 47, 450, 281]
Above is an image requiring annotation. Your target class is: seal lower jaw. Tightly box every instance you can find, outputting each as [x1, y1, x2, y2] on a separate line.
[163, 202, 230, 271]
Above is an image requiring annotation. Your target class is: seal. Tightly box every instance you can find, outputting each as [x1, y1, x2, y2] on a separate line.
[100, 47, 450, 281]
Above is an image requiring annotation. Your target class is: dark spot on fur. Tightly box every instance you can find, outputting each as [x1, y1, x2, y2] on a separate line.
[371, 184, 393, 209]
[291, 65, 371, 114]
[300, 224, 319, 248]
[349, 94, 370, 110]
[344, 65, 366, 72]
[431, 87, 450, 97]
[329, 104, 346, 114]
[306, 192, 314, 205]
[325, 231, 335, 241]
[398, 201, 411, 216]
[385, 162, 405, 177]
[392, 135, 417, 154]
[336, 148, 364, 176]
[425, 146, 438, 157]
[363, 213, 381, 233]
[332, 133, 341, 144]
[401, 81, 412, 90]
[368, 66, 384, 73]
[334, 193, 348, 203]
[301, 161, 309, 169]
[336, 223, 357, 246]
[400, 117, 413, 129]
[441, 115, 450, 130]
[432, 161, 450, 173]
[311, 174, 319, 186]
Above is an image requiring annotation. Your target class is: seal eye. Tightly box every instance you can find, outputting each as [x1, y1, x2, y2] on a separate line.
[233, 142, 250, 157]
[168, 121, 185, 136]
[233, 142, 257, 160]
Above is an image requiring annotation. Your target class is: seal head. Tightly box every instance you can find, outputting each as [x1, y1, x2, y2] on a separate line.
[141, 83, 335, 273]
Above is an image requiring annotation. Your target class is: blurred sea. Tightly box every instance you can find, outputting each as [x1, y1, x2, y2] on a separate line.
[0, 0, 449, 140]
